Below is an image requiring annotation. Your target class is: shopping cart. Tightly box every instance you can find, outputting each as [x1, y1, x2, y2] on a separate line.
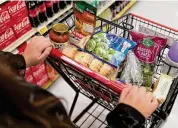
[46, 12, 178, 128]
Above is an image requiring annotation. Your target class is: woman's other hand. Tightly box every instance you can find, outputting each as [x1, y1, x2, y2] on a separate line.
[22, 36, 53, 67]
[119, 84, 159, 119]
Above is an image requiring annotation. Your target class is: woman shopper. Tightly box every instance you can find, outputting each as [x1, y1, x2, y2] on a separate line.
[0, 36, 158, 128]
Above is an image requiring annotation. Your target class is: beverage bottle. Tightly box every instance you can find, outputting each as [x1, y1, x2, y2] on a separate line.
[65, 0, 72, 5]
[26, 1, 40, 27]
[45, 1, 54, 18]
[37, 0, 47, 23]
[59, 1, 66, 9]
[53, 0, 60, 13]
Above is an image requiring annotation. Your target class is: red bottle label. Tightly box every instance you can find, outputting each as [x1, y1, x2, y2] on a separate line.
[29, 8, 38, 17]
[45, 2, 53, 8]
[38, 3, 46, 13]
[53, 0, 60, 4]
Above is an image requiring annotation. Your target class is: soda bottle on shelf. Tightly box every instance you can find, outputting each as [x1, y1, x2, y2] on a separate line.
[59, 1, 66, 9]
[45, 1, 54, 18]
[37, 0, 47, 23]
[26, 1, 40, 27]
[53, 0, 60, 13]
[65, 0, 72, 5]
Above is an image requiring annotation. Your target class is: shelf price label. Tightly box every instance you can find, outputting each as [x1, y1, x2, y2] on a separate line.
[38, 25, 48, 35]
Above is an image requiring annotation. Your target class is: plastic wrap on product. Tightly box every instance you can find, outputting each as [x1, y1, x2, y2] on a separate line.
[121, 51, 143, 86]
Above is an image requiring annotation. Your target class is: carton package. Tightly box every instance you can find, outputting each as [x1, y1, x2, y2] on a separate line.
[31, 63, 50, 87]
[73, 1, 97, 36]
[0, 27, 16, 50]
[45, 62, 59, 81]
[6, 1, 28, 21]
[0, 4, 13, 34]
[25, 67, 36, 85]
[13, 16, 32, 39]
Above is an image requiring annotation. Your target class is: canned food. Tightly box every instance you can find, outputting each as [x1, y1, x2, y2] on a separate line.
[49, 23, 69, 50]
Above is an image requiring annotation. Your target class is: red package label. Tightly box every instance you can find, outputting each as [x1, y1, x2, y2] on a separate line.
[36, 74, 49, 87]
[32, 63, 50, 87]
[13, 16, 32, 38]
[0, 5, 12, 33]
[72, 30, 85, 40]
[0, 28, 16, 50]
[38, 3, 46, 13]
[6, 1, 28, 20]
[25, 68, 36, 85]
[130, 31, 167, 63]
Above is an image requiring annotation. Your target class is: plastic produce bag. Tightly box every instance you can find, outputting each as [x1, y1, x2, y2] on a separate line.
[121, 51, 143, 86]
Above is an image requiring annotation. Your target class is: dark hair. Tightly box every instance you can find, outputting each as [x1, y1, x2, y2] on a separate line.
[0, 63, 73, 128]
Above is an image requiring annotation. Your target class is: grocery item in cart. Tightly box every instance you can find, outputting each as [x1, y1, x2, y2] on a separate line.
[130, 30, 167, 89]
[49, 23, 69, 50]
[130, 30, 167, 64]
[74, 51, 94, 67]
[153, 74, 173, 103]
[62, 45, 78, 59]
[139, 25, 175, 46]
[120, 51, 143, 86]
[85, 32, 137, 67]
[89, 58, 103, 72]
[73, 1, 97, 36]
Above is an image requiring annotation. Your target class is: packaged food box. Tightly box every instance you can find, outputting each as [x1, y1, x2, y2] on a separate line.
[31, 63, 50, 87]
[70, 30, 90, 48]
[73, 1, 97, 36]
[0, 4, 13, 34]
[6, 1, 28, 21]
[0, 27, 16, 50]
[45, 62, 59, 81]
[25, 67, 36, 85]
[13, 16, 32, 39]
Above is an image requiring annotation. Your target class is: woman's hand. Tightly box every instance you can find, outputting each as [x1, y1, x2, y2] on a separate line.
[119, 84, 159, 119]
[22, 36, 53, 67]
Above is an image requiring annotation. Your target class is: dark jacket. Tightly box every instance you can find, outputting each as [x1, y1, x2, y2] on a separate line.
[1, 51, 145, 128]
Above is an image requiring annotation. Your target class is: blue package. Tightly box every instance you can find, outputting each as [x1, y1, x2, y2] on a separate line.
[86, 32, 137, 67]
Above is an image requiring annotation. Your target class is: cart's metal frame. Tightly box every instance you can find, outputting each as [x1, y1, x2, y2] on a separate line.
[46, 12, 178, 128]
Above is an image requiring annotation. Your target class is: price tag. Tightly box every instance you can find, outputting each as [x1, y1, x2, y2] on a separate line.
[38, 26, 48, 35]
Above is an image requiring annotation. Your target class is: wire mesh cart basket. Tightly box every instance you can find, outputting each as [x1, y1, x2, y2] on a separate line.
[46, 12, 178, 128]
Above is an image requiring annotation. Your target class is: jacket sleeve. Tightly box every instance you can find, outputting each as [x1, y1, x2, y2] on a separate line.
[0, 51, 26, 76]
[106, 103, 145, 128]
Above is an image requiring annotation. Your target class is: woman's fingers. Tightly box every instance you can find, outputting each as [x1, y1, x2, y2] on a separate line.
[119, 84, 132, 103]
[38, 47, 52, 61]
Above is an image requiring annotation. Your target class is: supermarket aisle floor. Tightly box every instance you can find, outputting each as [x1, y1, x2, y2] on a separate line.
[48, 1, 178, 128]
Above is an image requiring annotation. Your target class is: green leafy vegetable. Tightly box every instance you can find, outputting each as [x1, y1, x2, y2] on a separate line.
[86, 39, 96, 52]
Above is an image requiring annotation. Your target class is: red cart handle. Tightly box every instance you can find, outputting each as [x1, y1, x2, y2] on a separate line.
[50, 48, 126, 94]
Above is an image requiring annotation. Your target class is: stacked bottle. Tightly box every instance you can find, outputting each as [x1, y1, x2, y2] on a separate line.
[26, 0, 72, 27]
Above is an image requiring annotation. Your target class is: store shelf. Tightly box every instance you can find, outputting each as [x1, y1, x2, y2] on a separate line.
[39, 5, 72, 28]
[4, 5, 72, 52]
[3, 29, 36, 52]
[97, 0, 116, 16]
[112, 0, 136, 20]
